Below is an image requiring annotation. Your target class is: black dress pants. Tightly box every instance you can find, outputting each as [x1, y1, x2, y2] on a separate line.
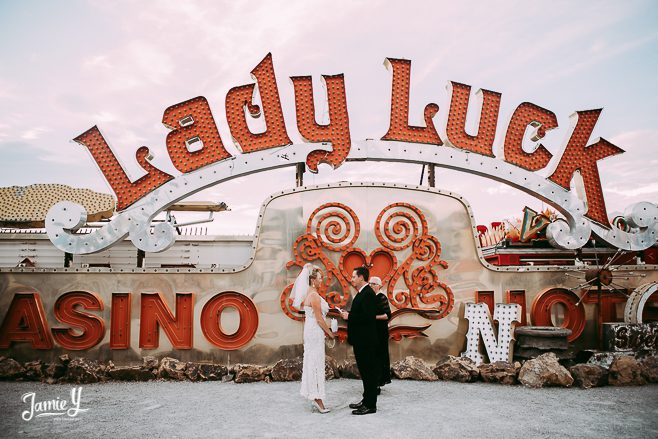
[354, 342, 379, 409]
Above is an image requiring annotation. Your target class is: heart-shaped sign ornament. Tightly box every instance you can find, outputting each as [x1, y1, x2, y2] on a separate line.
[339, 247, 397, 285]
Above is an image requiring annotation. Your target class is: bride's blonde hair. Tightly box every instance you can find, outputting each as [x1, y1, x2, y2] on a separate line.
[306, 264, 322, 286]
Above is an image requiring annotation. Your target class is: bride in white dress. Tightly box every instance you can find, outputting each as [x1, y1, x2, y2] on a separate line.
[292, 263, 335, 413]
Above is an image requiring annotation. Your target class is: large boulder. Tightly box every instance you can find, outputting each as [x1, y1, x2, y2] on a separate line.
[0, 357, 25, 380]
[64, 358, 102, 384]
[234, 364, 271, 383]
[107, 366, 155, 381]
[479, 361, 520, 385]
[518, 353, 573, 388]
[392, 356, 438, 381]
[434, 356, 479, 383]
[640, 355, 658, 383]
[608, 356, 646, 386]
[569, 364, 608, 389]
[338, 360, 361, 379]
[158, 357, 187, 380]
[271, 358, 303, 382]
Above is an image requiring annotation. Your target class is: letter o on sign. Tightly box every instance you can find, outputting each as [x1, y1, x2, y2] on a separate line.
[531, 288, 585, 342]
[201, 291, 258, 350]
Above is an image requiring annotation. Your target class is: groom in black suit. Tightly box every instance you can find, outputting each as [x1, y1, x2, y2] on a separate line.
[340, 266, 379, 415]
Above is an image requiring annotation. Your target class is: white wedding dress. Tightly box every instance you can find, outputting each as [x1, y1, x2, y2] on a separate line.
[300, 297, 328, 400]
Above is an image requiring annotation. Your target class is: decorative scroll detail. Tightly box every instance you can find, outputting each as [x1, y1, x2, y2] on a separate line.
[375, 202, 427, 251]
[46, 200, 177, 253]
[45, 143, 331, 254]
[546, 216, 591, 250]
[375, 203, 453, 319]
[590, 202, 658, 251]
[307, 203, 360, 251]
[282, 202, 359, 320]
[281, 201, 454, 336]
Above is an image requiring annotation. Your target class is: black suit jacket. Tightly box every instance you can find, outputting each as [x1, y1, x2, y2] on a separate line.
[347, 284, 378, 346]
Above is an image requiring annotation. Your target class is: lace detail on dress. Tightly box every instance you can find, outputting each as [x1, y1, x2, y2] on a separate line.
[300, 297, 329, 401]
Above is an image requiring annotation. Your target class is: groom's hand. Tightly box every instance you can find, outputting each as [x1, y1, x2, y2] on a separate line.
[340, 310, 349, 320]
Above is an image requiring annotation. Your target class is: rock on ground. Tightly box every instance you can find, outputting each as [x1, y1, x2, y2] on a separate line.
[392, 356, 438, 381]
[63, 358, 102, 384]
[608, 356, 646, 386]
[518, 352, 573, 388]
[158, 357, 187, 380]
[271, 358, 303, 382]
[569, 364, 608, 389]
[233, 364, 271, 383]
[434, 356, 479, 383]
[478, 361, 520, 385]
[0, 357, 25, 380]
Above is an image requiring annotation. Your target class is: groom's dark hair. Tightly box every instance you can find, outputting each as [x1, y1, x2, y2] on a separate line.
[355, 265, 369, 282]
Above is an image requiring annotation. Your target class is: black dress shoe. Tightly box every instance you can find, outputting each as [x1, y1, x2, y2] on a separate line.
[352, 406, 377, 415]
[348, 401, 364, 409]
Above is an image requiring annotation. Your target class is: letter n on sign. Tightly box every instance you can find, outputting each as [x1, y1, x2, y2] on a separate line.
[461, 303, 521, 365]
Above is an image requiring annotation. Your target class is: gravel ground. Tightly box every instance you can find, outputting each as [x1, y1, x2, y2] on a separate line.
[1, 379, 657, 439]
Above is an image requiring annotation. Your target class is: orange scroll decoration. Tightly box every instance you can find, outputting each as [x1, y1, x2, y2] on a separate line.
[281, 202, 454, 340]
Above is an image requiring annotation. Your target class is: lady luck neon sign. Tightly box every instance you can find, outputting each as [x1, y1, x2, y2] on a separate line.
[45, 53, 657, 255]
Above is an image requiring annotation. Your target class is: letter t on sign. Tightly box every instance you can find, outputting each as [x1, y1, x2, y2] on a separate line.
[461, 303, 521, 365]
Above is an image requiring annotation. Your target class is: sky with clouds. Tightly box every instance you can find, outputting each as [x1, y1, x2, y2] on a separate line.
[0, 0, 657, 234]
